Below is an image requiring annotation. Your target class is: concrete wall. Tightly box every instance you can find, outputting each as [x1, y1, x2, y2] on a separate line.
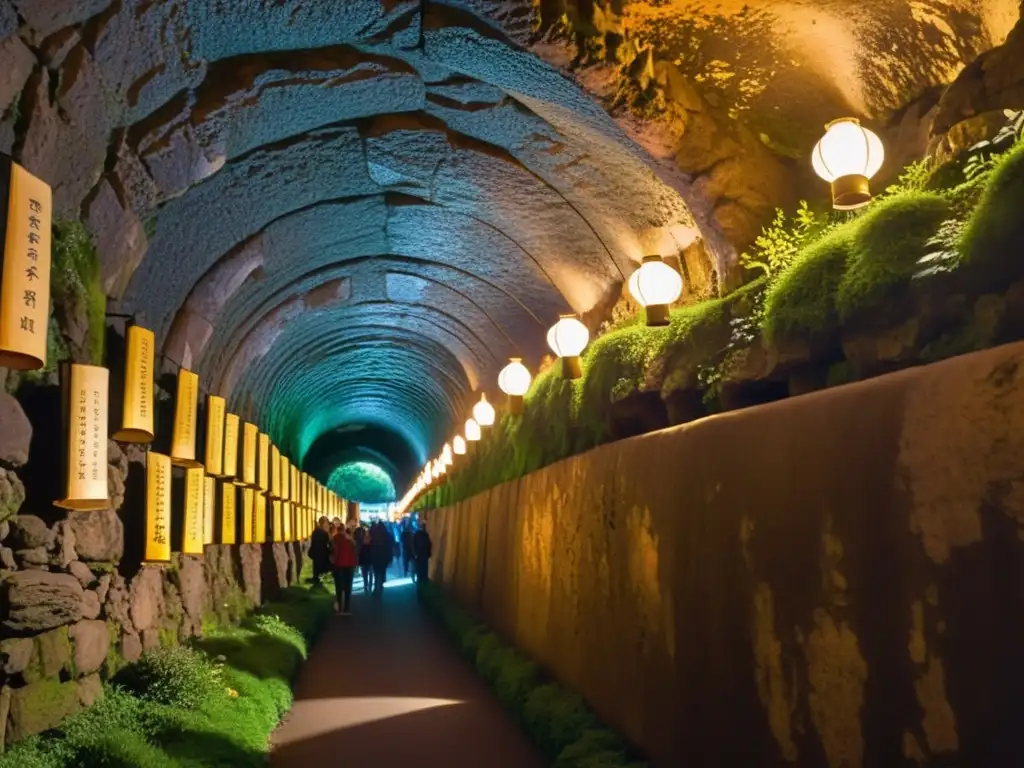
[426, 341, 1024, 767]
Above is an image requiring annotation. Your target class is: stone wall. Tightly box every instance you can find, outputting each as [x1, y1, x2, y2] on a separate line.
[0, 399, 307, 749]
[427, 341, 1024, 767]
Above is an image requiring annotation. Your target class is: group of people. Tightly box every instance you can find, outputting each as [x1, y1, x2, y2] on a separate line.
[309, 516, 432, 615]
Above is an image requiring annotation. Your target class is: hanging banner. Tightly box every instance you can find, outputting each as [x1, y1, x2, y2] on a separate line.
[255, 491, 267, 544]
[170, 369, 201, 467]
[272, 499, 282, 542]
[114, 325, 155, 443]
[223, 413, 239, 479]
[283, 501, 292, 541]
[56, 363, 109, 510]
[182, 467, 205, 555]
[221, 481, 236, 545]
[270, 443, 281, 498]
[0, 156, 52, 370]
[242, 487, 255, 544]
[281, 455, 291, 501]
[145, 451, 172, 563]
[204, 395, 225, 476]
[258, 433, 269, 492]
[237, 421, 257, 487]
[203, 475, 216, 545]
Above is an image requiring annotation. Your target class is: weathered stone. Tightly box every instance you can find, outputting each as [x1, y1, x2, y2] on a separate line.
[12, 0, 111, 39]
[0, 0, 17, 37]
[80, 588, 101, 620]
[51, 520, 77, 567]
[68, 508, 123, 562]
[102, 573, 131, 631]
[68, 560, 95, 587]
[141, 626, 161, 651]
[107, 439, 128, 511]
[0, 545, 14, 569]
[0, 468, 25, 523]
[1, 636, 34, 675]
[6, 678, 81, 742]
[3, 570, 84, 633]
[77, 672, 103, 707]
[95, 572, 112, 604]
[121, 631, 141, 663]
[86, 178, 149, 300]
[129, 565, 165, 633]
[176, 554, 207, 637]
[0, 519, 8, 540]
[8, 515, 51, 550]
[0, 391, 31, 467]
[69, 619, 108, 676]
[15, 546, 49, 568]
[0, 684, 10, 753]
[31, 626, 72, 681]
[0, 34, 34, 117]
[239, 543, 262, 606]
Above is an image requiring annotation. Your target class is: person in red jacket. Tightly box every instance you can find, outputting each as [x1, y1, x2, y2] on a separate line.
[331, 523, 358, 615]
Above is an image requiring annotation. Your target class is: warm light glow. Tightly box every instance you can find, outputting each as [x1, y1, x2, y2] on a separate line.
[453, 435, 466, 455]
[498, 358, 531, 397]
[546, 315, 589, 358]
[473, 393, 496, 426]
[811, 118, 884, 182]
[441, 443, 453, 467]
[465, 418, 481, 441]
[627, 256, 683, 308]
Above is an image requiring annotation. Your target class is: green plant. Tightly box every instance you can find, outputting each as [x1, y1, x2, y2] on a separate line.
[114, 646, 224, 709]
[51, 220, 106, 364]
[740, 201, 824, 278]
[914, 218, 966, 279]
[960, 138, 1024, 271]
[884, 157, 933, 196]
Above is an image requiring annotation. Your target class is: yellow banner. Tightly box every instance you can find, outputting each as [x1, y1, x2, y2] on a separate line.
[239, 421, 257, 487]
[204, 395, 225, 476]
[56, 363, 109, 510]
[258, 433, 269, 492]
[270, 443, 281, 498]
[255, 491, 267, 544]
[145, 451, 172, 563]
[0, 158, 51, 370]
[221, 482, 236, 545]
[203, 475, 215, 545]
[182, 467, 204, 555]
[281, 455, 290, 500]
[223, 413, 239, 478]
[292, 466, 299, 505]
[242, 487, 254, 544]
[283, 501, 292, 541]
[170, 369, 201, 467]
[272, 499, 282, 542]
[114, 325, 154, 443]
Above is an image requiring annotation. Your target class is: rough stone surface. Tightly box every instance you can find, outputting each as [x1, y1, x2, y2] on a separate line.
[0, 545, 14, 569]
[6, 679, 82, 742]
[77, 672, 103, 707]
[3, 570, 84, 633]
[1, 637, 34, 675]
[429, 341, 1024, 767]
[80, 589, 101, 620]
[0, 469, 24, 523]
[8, 515, 51, 550]
[0, 392, 32, 467]
[51, 520, 77, 568]
[121, 632, 142, 664]
[68, 508, 123, 562]
[69, 619, 109, 676]
[129, 566, 165, 633]
[32, 626, 72, 681]
[68, 560, 95, 587]
[15, 546, 49, 568]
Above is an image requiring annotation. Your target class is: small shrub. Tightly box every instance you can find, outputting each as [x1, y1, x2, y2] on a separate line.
[961, 139, 1024, 271]
[474, 633, 505, 683]
[492, 652, 540, 712]
[522, 683, 597, 758]
[115, 646, 224, 709]
[763, 231, 850, 342]
[555, 728, 628, 766]
[740, 201, 826, 278]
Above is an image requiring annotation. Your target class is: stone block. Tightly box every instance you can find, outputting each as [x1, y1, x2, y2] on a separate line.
[68, 560, 95, 587]
[68, 508, 123, 562]
[26, 626, 71, 682]
[6, 678, 82, 742]
[8, 515, 52, 550]
[0, 392, 31, 467]
[69, 619, 108, 676]
[51, 520, 77, 568]
[0, 34, 33, 118]
[129, 565, 165, 632]
[15, 546, 49, 568]
[0, 545, 14, 569]
[0, 637, 34, 675]
[80, 589, 101, 620]
[0, 469, 25, 523]
[121, 631, 141, 663]
[3, 570, 84, 633]
[86, 178, 148, 299]
[77, 672, 102, 707]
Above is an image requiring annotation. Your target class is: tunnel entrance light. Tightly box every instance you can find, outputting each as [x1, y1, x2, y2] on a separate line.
[627, 256, 682, 327]
[465, 418, 481, 441]
[473, 393, 496, 427]
[453, 435, 467, 455]
[546, 315, 589, 379]
[812, 118, 884, 210]
[498, 358, 531, 415]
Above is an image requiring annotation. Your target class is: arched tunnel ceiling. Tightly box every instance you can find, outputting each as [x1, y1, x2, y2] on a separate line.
[10, 0, 1013, 499]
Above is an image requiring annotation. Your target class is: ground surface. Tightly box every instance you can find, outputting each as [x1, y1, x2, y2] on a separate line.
[270, 570, 544, 768]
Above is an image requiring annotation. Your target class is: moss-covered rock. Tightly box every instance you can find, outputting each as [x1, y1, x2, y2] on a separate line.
[6, 678, 82, 742]
[25, 625, 73, 683]
[51, 220, 106, 366]
[0, 468, 26, 524]
[961, 140, 1024, 278]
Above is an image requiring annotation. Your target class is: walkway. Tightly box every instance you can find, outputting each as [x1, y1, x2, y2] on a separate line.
[270, 572, 544, 768]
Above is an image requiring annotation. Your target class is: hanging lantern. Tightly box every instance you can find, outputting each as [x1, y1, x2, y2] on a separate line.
[114, 325, 155, 443]
[546, 314, 589, 379]
[473, 393, 496, 427]
[497, 358, 531, 415]
[627, 256, 682, 327]
[465, 418, 481, 441]
[441, 442, 453, 466]
[812, 118, 884, 210]
[453, 435, 467, 455]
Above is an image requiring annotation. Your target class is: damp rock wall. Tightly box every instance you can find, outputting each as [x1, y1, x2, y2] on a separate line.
[427, 340, 1024, 767]
[0, 408, 307, 749]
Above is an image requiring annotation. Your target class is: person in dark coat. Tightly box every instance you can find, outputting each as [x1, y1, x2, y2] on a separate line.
[309, 516, 331, 586]
[401, 526, 415, 578]
[370, 520, 392, 595]
[358, 527, 374, 593]
[413, 525, 432, 584]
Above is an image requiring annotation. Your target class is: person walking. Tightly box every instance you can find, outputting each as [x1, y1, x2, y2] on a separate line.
[401, 525, 415, 578]
[331, 523, 358, 615]
[370, 519, 392, 597]
[358, 528, 374, 593]
[309, 516, 331, 586]
[413, 524, 432, 584]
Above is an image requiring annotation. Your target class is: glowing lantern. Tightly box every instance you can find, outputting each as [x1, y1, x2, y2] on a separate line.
[465, 418, 481, 441]
[812, 118, 884, 210]
[546, 314, 589, 379]
[441, 443, 453, 466]
[473, 393, 495, 427]
[453, 435, 467, 455]
[628, 256, 682, 327]
[498, 358, 531, 415]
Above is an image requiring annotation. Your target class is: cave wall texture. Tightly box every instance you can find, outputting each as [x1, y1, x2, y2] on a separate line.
[427, 340, 1024, 768]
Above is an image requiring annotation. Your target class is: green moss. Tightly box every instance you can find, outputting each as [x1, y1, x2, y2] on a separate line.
[763, 231, 850, 342]
[961, 140, 1024, 268]
[51, 220, 106, 365]
[836, 192, 950, 321]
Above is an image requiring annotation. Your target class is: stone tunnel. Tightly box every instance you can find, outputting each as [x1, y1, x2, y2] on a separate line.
[1, 0, 1024, 765]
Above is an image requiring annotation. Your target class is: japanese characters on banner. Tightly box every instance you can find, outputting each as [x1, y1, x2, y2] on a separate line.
[182, 467, 205, 555]
[56, 363, 109, 510]
[114, 325, 155, 443]
[204, 395, 226, 476]
[255, 491, 267, 544]
[145, 452, 172, 563]
[238, 421, 257, 487]
[270, 443, 281, 499]
[272, 499, 282, 542]
[221, 481, 236, 545]
[223, 413, 239, 479]
[0, 155, 51, 370]
[203, 475, 216, 545]
[258, 433, 269, 492]
[281, 455, 290, 501]
[242, 487, 254, 544]
[170, 369, 201, 467]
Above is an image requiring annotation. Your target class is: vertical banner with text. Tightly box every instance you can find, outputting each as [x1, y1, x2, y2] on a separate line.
[220, 481, 236, 545]
[56, 363, 109, 510]
[242, 487, 255, 544]
[238, 421, 257, 487]
[114, 325, 155, 442]
[203, 475, 216, 545]
[255, 491, 267, 544]
[223, 413, 239, 480]
[204, 395, 225, 476]
[145, 451, 172, 563]
[170, 369, 201, 467]
[270, 443, 281, 499]
[258, 433, 269, 493]
[182, 467, 205, 555]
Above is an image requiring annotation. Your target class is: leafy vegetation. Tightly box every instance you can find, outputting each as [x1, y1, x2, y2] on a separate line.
[420, 583, 647, 767]
[51, 219, 106, 365]
[0, 577, 332, 768]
